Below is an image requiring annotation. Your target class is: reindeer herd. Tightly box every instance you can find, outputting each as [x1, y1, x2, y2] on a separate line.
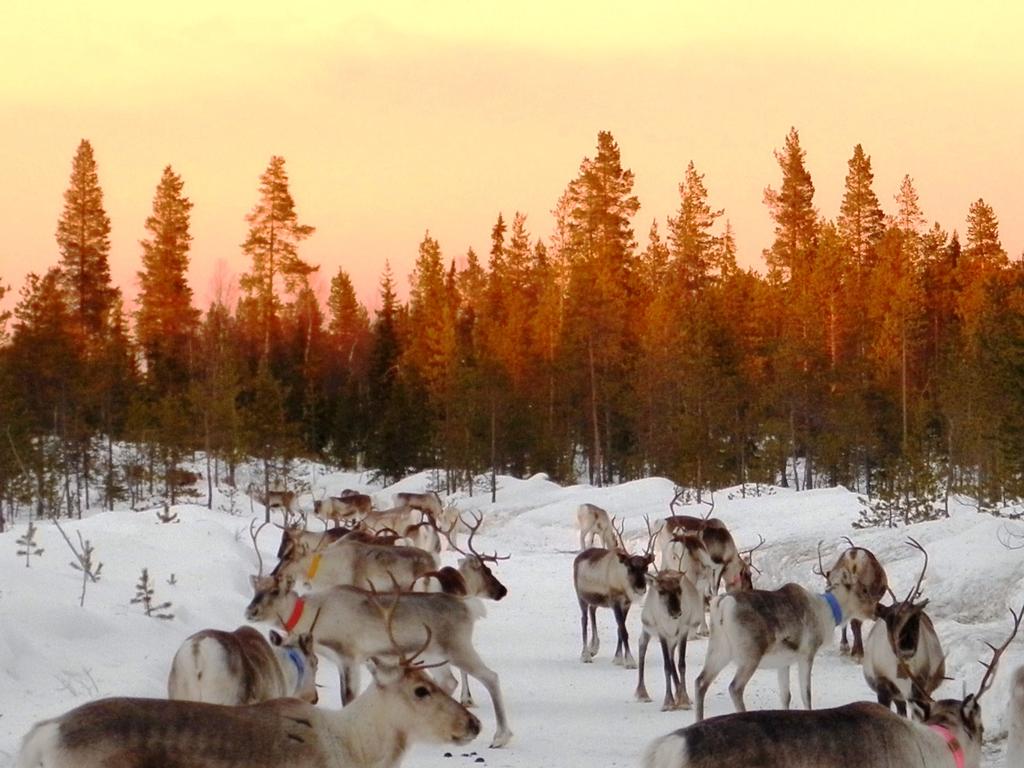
[13, 485, 1024, 768]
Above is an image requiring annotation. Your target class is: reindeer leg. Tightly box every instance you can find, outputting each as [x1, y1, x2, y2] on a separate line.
[695, 636, 731, 721]
[839, 624, 851, 656]
[727, 659, 758, 713]
[579, 600, 593, 663]
[589, 605, 600, 657]
[459, 668, 475, 708]
[850, 619, 865, 660]
[634, 630, 652, 702]
[455, 649, 512, 749]
[777, 666, 792, 709]
[797, 654, 814, 710]
[431, 664, 458, 696]
[660, 639, 678, 711]
[613, 602, 635, 668]
[675, 635, 691, 709]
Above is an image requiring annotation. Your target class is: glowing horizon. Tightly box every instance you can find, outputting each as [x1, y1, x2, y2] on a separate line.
[3, 1, 1023, 313]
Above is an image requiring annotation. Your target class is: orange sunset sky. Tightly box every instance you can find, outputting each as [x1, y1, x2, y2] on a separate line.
[2, 1, 1023, 312]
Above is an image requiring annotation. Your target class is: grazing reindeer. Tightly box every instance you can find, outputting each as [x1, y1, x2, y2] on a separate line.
[361, 505, 420, 538]
[573, 519, 656, 668]
[1008, 665, 1024, 768]
[862, 538, 945, 715]
[822, 536, 889, 659]
[18, 611, 480, 768]
[313, 492, 373, 527]
[245, 574, 513, 748]
[271, 533, 437, 591]
[694, 549, 881, 721]
[394, 491, 443, 519]
[168, 626, 318, 705]
[646, 604, 1024, 768]
[635, 567, 706, 710]
[577, 503, 618, 550]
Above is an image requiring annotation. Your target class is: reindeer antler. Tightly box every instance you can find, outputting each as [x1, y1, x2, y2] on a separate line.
[610, 515, 627, 553]
[973, 602, 1024, 701]
[813, 540, 829, 580]
[739, 534, 766, 574]
[901, 537, 929, 606]
[669, 486, 686, 515]
[998, 523, 1024, 551]
[250, 519, 270, 576]
[700, 490, 715, 521]
[365, 581, 439, 669]
[453, 510, 510, 563]
[643, 515, 659, 559]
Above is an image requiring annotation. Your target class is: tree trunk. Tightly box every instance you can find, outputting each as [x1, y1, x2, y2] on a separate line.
[588, 337, 602, 486]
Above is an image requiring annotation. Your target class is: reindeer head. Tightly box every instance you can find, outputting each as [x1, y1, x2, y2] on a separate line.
[269, 629, 319, 704]
[449, 511, 510, 601]
[245, 573, 295, 622]
[648, 571, 684, 619]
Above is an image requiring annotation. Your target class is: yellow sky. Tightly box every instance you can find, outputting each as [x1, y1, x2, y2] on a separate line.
[3, 1, 1023, 311]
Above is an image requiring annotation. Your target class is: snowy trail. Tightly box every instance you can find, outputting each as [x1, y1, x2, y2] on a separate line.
[1, 472, 1022, 766]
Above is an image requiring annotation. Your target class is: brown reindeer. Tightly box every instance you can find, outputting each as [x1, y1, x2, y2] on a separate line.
[313, 492, 373, 527]
[646, 604, 1024, 768]
[862, 538, 945, 715]
[821, 536, 889, 659]
[244, 574, 513, 748]
[573, 517, 657, 668]
[168, 626, 318, 705]
[17, 602, 480, 768]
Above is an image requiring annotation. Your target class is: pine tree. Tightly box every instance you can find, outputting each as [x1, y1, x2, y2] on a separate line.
[16, 522, 44, 567]
[327, 268, 369, 361]
[55, 140, 115, 351]
[763, 127, 817, 282]
[136, 166, 198, 394]
[239, 156, 317, 359]
[837, 144, 885, 271]
[668, 160, 723, 290]
[131, 567, 173, 619]
[894, 175, 925, 236]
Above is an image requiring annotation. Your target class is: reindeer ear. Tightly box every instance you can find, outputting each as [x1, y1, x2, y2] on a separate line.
[366, 657, 402, 686]
[962, 694, 982, 724]
[297, 633, 315, 655]
[249, 574, 260, 589]
[268, 629, 284, 646]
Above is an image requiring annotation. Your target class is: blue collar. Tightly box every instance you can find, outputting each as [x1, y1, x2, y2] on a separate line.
[821, 592, 843, 626]
[286, 648, 306, 682]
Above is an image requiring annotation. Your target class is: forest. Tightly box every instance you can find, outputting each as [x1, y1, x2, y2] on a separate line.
[1, 127, 1021, 528]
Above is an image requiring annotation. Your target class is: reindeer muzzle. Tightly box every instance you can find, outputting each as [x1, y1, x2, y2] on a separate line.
[455, 713, 482, 744]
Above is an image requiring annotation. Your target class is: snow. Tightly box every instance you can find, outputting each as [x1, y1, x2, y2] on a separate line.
[1, 469, 1022, 767]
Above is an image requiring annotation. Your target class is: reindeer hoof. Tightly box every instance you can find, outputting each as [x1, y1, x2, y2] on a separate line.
[624, 660, 638, 670]
[581, 653, 593, 663]
[612, 656, 624, 666]
[461, 697, 477, 708]
[489, 729, 513, 748]
[675, 700, 692, 711]
[839, 643, 851, 656]
[635, 691, 652, 703]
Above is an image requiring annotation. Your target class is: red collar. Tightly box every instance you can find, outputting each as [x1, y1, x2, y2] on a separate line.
[283, 597, 305, 633]
[929, 725, 965, 768]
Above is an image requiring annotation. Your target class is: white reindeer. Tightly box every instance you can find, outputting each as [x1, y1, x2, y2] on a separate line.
[577, 503, 618, 550]
[1008, 665, 1024, 768]
[635, 569, 706, 710]
[645, 605, 1023, 768]
[18, 639, 479, 768]
[245, 573, 513, 748]
[168, 626, 318, 705]
[694, 549, 881, 721]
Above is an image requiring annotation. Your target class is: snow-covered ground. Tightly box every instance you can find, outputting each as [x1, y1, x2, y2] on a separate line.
[2, 469, 1023, 767]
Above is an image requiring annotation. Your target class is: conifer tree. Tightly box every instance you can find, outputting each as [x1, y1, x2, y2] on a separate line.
[136, 166, 198, 394]
[763, 127, 817, 282]
[837, 144, 885, 271]
[55, 140, 115, 351]
[894, 175, 925, 236]
[239, 156, 316, 359]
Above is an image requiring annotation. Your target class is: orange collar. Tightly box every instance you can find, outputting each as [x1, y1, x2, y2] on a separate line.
[306, 553, 322, 581]
[283, 597, 305, 633]
[929, 725, 964, 768]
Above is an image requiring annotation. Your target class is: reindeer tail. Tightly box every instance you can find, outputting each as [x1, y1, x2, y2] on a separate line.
[16, 719, 59, 768]
[643, 731, 688, 768]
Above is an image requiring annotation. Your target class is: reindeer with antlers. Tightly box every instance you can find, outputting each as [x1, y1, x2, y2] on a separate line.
[18, 593, 481, 768]
[573, 516, 657, 668]
[245, 572, 513, 748]
[862, 538, 946, 715]
[647, 603, 1024, 768]
[635, 527, 709, 710]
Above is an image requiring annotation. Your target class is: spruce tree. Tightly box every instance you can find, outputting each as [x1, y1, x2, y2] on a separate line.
[55, 140, 115, 351]
[136, 166, 198, 395]
[837, 144, 885, 271]
[763, 127, 817, 282]
[239, 156, 316, 359]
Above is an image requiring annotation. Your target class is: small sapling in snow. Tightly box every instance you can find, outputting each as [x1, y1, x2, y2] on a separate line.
[54, 519, 104, 607]
[131, 567, 174, 619]
[16, 521, 44, 567]
[156, 503, 179, 524]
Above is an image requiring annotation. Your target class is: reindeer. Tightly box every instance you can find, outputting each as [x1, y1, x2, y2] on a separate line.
[693, 545, 881, 721]
[823, 536, 889, 659]
[862, 538, 945, 715]
[313, 492, 373, 527]
[573, 518, 656, 668]
[577, 503, 619, 550]
[635, 566, 706, 711]
[361, 505, 420, 537]
[168, 626, 318, 705]
[271, 534, 437, 591]
[18, 606, 480, 768]
[244, 574, 512, 748]
[1008, 665, 1024, 768]
[645, 604, 1024, 768]
[394, 491, 443, 518]
[249, 485, 301, 518]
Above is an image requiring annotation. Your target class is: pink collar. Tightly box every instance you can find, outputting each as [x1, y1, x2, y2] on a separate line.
[929, 725, 964, 768]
